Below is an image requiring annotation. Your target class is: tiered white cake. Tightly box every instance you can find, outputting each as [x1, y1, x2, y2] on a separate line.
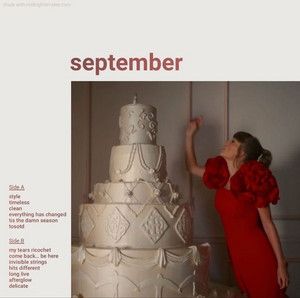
[72, 100, 210, 298]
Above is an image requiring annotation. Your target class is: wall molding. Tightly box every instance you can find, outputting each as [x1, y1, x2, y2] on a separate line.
[87, 82, 92, 198]
[272, 215, 300, 221]
[189, 82, 194, 210]
[72, 236, 80, 245]
[224, 82, 229, 142]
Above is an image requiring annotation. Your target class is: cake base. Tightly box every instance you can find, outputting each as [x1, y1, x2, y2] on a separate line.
[72, 244, 211, 298]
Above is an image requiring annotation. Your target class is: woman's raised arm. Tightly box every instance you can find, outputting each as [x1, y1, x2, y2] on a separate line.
[185, 117, 205, 178]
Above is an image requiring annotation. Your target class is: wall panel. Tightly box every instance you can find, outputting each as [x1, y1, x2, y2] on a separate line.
[71, 82, 91, 242]
[229, 82, 300, 297]
[191, 82, 234, 283]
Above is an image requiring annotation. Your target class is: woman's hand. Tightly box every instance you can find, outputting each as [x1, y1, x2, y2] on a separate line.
[186, 116, 203, 137]
[277, 261, 289, 289]
[258, 207, 289, 290]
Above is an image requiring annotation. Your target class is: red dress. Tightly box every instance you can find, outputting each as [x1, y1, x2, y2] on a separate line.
[203, 156, 287, 298]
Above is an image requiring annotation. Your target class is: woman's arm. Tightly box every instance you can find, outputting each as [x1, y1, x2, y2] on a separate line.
[258, 206, 289, 289]
[185, 117, 205, 178]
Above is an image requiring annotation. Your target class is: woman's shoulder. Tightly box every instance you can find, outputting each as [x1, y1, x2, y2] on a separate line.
[203, 156, 230, 189]
[230, 160, 280, 207]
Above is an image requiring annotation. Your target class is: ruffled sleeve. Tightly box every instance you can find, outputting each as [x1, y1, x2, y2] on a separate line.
[230, 160, 280, 208]
[203, 156, 230, 189]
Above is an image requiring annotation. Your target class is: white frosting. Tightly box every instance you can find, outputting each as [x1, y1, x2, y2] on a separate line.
[109, 144, 167, 182]
[90, 181, 182, 205]
[119, 102, 157, 145]
[79, 203, 192, 249]
[72, 101, 212, 298]
[72, 244, 211, 298]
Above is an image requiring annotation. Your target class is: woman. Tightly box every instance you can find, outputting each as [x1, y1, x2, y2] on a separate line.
[185, 117, 289, 298]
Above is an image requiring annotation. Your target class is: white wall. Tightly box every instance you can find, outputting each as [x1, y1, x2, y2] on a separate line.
[72, 82, 300, 297]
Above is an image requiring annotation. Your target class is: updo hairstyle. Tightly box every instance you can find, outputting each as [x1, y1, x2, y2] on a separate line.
[233, 131, 272, 168]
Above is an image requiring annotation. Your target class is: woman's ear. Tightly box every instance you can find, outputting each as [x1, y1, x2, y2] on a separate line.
[239, 150, 246, 160]
[235, 148, 246, 167]
[240, 152, 247, 165]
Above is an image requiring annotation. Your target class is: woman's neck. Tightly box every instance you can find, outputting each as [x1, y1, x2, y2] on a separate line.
[226, 159, 239, 177]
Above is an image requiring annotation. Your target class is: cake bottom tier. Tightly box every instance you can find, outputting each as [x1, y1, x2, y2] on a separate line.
[72, 244, 210, 298]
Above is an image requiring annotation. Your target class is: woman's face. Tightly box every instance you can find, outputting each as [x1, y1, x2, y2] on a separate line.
[220, 138, 241, 161]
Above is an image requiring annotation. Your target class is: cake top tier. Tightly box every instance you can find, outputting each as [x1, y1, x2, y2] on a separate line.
[119, 97, 158, 145]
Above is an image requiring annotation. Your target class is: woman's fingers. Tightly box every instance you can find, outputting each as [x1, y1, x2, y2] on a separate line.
[188, 120, 198, 129]
[186, 116, 204, 136]
[188, 121, 196, 130]
[193, 116, 203, 125]
[196, 115, 203, 122]
[280, 278, 285, 289]
[285, 276, 289, 288]
[278, 276, 283, 289]
[191, 117, 203, 127]
[278, 272, 289, 289]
